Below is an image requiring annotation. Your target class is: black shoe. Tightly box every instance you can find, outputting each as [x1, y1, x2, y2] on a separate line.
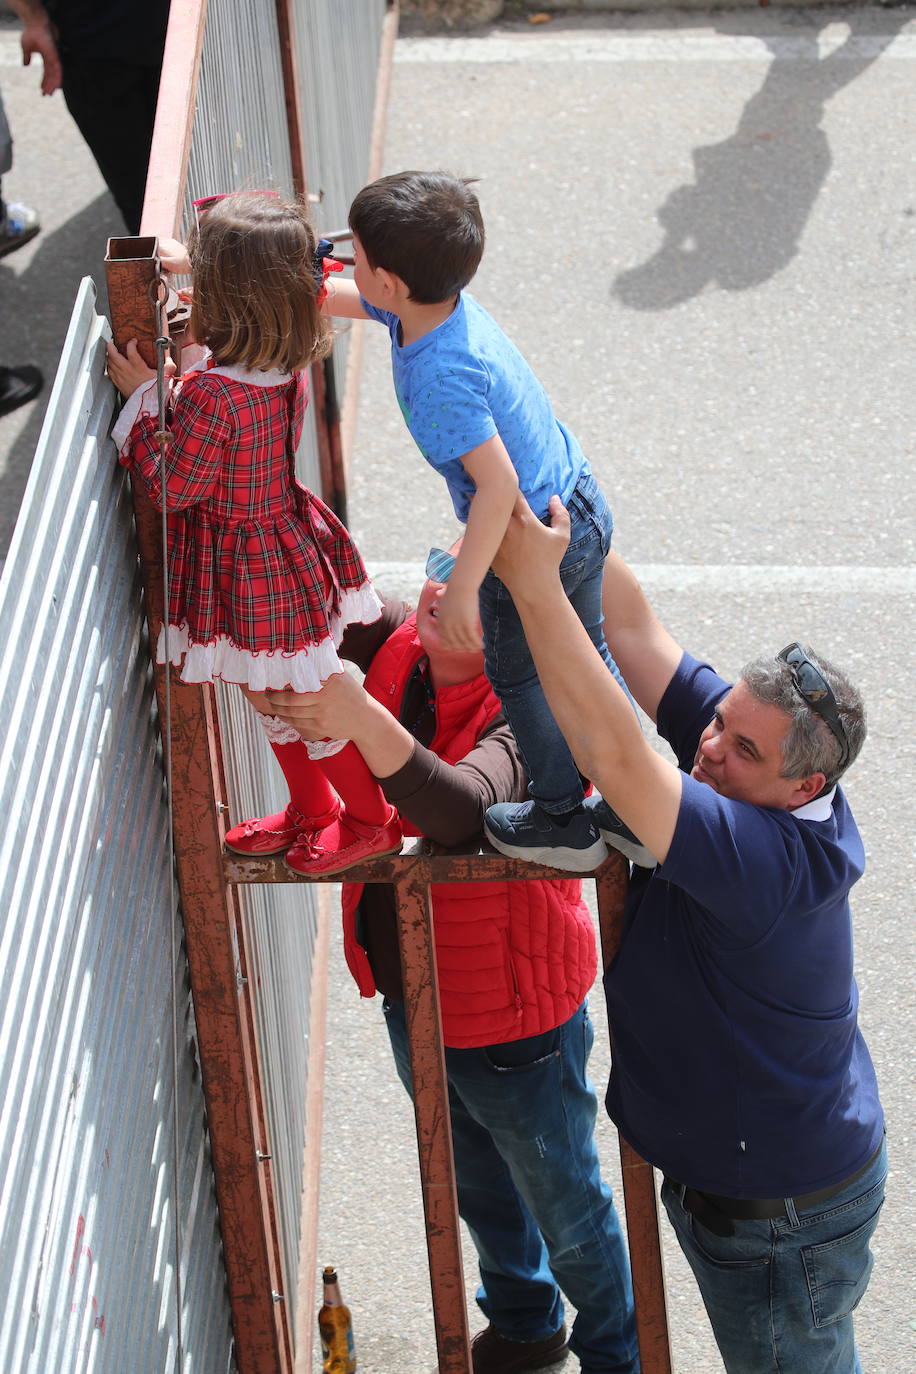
[0, 364, 43, 417]
[471, 1322, 568, 1374]
[583, 794, 655, 868]
[484, 801, 608, 873]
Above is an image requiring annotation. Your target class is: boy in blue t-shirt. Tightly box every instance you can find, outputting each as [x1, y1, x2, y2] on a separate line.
[325, 170, 632, 870]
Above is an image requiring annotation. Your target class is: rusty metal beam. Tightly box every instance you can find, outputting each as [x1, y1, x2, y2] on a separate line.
[106, 238, 294, 1373]
[141, 0, 208, 239]
[395, 866, 472, 1374]
[225, 841, 623, 886]
[596, 866, 673, 1374]
[338, 0, 401, 496]
[274, 0, 308, 201]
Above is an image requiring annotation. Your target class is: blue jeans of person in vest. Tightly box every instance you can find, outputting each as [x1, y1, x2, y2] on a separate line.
[662, 1135, 887, 1373]
[383, 996, 639, 1373]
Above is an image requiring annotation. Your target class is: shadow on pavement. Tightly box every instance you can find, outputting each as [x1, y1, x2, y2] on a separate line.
[612, 10, 909, 311]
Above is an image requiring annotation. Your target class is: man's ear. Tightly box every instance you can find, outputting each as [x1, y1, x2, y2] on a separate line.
[789, 771, 828, 808]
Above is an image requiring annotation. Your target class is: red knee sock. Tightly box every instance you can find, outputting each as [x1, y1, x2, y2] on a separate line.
[319, 742, 390, 825]
[268, 738, 338, 822]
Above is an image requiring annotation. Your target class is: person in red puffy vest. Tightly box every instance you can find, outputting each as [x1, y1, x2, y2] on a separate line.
[268, 549, 638, 1374]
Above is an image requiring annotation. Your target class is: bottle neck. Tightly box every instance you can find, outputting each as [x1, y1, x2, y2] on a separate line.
[322, 1280, 343, 1306]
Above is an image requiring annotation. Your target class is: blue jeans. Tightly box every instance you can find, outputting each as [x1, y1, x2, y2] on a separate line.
[383, 998, 639, 1373]
[662, 1138, 887, 1374]
[479, 469, 632, 814]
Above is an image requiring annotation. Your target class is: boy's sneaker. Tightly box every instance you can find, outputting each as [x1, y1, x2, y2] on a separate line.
[0, 201, 41, 258]
[484, 801, 608, 873]
[583, 794, 655, 868]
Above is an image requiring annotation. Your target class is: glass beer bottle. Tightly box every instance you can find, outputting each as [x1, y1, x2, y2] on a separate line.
[318, 1264, 356, 1373]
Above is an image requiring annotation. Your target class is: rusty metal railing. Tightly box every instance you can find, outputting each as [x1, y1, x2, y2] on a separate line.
[226, 844, 673, 1374]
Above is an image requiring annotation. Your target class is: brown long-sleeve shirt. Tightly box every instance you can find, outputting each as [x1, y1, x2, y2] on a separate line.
[338, 599, 527, 998]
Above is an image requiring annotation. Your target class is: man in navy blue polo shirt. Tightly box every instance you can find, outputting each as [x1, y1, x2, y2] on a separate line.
[491, 496, 885, 1374]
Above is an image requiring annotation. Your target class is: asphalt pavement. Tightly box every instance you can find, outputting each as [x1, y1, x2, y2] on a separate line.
[322, 10, 916, 1374]
[1, 8, 913, 1373]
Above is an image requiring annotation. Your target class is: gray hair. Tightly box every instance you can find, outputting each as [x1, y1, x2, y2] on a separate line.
[740, 644, 866, 788]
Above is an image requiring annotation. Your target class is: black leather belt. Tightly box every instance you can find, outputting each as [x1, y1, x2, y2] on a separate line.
[666, 1140, 883, 1238]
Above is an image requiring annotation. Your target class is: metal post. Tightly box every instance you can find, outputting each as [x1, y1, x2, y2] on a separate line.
[105, 246, 295, 1374]
[596, 866, 673, 1374]
[395, 865, 473, 1374]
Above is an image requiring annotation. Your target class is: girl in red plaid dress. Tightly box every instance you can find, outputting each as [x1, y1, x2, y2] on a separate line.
[106, 191, 401, 875]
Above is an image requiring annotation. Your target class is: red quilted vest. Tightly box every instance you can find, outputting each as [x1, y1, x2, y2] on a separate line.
[341, 615, 597, 1048]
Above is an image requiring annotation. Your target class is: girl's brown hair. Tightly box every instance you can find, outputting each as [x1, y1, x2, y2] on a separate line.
[188, 192, 332, 373]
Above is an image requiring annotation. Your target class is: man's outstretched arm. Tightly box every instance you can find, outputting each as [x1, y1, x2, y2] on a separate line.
[601, 549, 683, 724]
[493, 498, 683, 864]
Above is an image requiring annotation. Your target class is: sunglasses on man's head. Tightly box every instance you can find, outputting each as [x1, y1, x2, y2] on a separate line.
[776, 643, 850, 772]
[425, 547, 457, 583]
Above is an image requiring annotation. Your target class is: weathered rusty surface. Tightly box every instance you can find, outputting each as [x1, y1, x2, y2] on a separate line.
[596, 866, 673, 1374]
[104, 237, 162, 368]
[274, 0, 307, 201]
[140, 0, 208, 240]
[395, 868, 472, 1374]
[224, 842, 626, 886]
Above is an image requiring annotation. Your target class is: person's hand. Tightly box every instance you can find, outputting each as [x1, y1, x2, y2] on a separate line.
[267, 672, 368, 743]
[158, 238, 192, 275]
[491, 493, 570, 595]
[105, 339, 161, 399]
[20, 16, 62, 96]
[436, 584, 485, 652]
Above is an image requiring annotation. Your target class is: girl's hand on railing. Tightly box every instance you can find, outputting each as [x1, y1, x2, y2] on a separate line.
[159, 237, 192, 275]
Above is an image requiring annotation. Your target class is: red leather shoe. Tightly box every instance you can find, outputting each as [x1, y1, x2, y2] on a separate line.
[284, 807, 402, 876]
[224, 801, 340, 856]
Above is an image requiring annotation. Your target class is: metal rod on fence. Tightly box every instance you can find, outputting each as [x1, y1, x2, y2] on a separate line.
[394, 865, 474, 1374]
[596, 867, 673, 1374]
[106, 244, 295, 1374]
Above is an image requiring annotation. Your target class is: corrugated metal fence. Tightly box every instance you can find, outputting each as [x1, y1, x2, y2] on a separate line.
[0, 279, 234, 1372]
[0, 2, 392, 1370]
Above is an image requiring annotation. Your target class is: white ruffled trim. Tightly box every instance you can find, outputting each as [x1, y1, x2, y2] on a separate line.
[156, 583, 382, 692]
[326, 583, 384, 647]
[304, 737, 348, 761]
[254, 712, 348, 759]
[159, 625, 344, 690]
[256, 713, 303, 745]
[112, 379, 158, 457]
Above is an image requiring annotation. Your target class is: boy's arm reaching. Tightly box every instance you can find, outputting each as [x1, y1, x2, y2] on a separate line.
[322, 275, 369, 320]
[436, 436, 520, 652]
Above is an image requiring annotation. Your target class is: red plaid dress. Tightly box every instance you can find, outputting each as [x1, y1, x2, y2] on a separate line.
[115, 361, 381, 691]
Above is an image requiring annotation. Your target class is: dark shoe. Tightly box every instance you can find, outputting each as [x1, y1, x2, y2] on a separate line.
[0, 200, 41, 258]
[471, 1322, 568, 1373]
[484, 800, 608, 872]
[583, 794, 655, 868]
[0, 364, 43, 417]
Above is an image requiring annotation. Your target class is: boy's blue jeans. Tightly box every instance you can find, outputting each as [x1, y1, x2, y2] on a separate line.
[662, 1136, 887, 1374]
[383, 997, 639, 1373]
[479, 469, 632, 814]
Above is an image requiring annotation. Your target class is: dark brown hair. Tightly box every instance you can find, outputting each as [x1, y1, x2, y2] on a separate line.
[188, 192, 331, 372]
[348, 171, 484, 304]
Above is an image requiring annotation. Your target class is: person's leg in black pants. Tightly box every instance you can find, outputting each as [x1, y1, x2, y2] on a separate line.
[60, 56, 162, 234]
